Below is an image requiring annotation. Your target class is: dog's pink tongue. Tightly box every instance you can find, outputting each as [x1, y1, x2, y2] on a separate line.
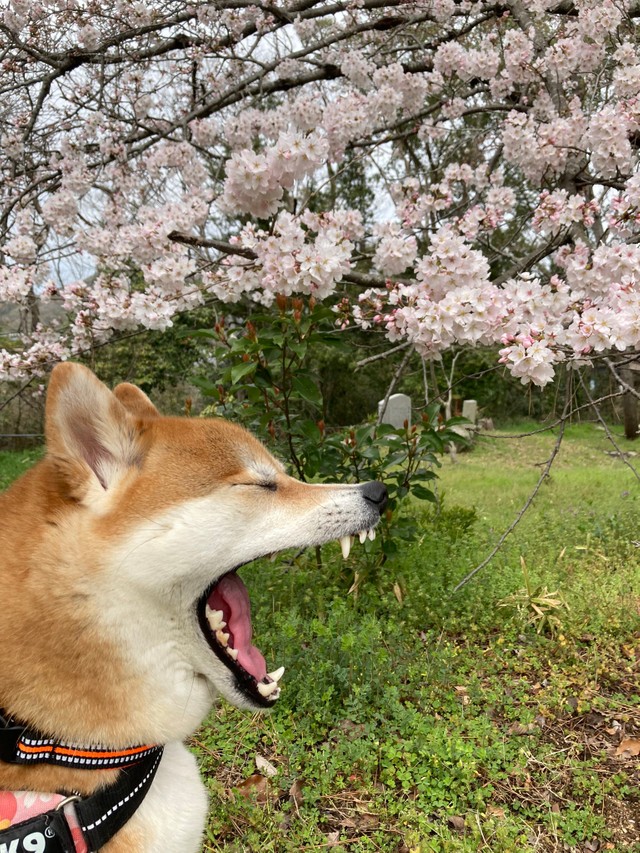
[208, 574, 267, 682]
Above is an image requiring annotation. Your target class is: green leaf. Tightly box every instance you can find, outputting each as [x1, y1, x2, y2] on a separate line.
[176, 328, 218, 340]
[310, 332, 348, 350]
[292, 374, 322, 408]
[190, 377, 219, 397]
[411, 484, 437, 502]
[423, 401, 442, 425]
[230, 361, 256, 384]
[253, 364, 273, 388]
[296, 419, 322, 441]
[288, 339, 309, 359]
[413, 469, 438, 482]
[245, 386, 263, 403]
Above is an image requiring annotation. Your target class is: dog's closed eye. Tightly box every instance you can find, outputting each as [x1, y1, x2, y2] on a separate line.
[233, 482, 277, 491]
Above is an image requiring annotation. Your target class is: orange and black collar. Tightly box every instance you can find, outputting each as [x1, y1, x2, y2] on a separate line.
[0, 709, 164, 852]
[0, 709, 159, 769]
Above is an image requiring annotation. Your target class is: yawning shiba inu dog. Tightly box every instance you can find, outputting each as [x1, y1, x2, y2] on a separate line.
[0, 363, 387, 852]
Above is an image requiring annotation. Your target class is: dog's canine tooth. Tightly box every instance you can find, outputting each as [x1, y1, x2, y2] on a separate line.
[257, 681, 280, 698]
[267, 666, 285, 683]
[339, 535, 352, 559]
[227, 647, 238, 660]
[206, 607, 225, 632]
[215, 629, 230, 647]
[358, 530, 367, 544]
[368, 528, 376, 541]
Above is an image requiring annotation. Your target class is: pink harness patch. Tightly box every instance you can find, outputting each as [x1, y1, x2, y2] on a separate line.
[0, 790, 87, 852]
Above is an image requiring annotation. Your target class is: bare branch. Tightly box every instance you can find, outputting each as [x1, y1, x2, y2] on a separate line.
[576, 369, 640, 482]
[376, 347, 413, 426]
[355, 341, 411, 368]
[453, 374, 572, 593]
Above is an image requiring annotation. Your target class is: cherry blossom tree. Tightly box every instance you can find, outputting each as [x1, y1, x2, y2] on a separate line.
[2, 0, 640, 419]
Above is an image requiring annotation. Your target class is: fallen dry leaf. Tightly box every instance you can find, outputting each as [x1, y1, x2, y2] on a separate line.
[615, 737, 640, 757]
[508, 722, 535, 736]
[289, 778, 305, 807]
[393, 582, 403, 604]
[348, 571, 361, 596]
[447, 815, 466, 833]
[255, 754, 278, 777]
[486, 805, 506, 818]
[235, 774, 271, 803]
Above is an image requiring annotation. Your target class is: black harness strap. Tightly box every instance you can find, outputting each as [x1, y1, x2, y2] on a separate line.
[0, 749, 163, 852]
[0, 711, 29, 766]
[0, 711, 164, 852]
[0, 807, 77, 852]
[75, 747, 163, 852]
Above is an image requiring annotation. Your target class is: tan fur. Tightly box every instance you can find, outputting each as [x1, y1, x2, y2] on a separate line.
[0, 363, 385, 851]
[0, 372, 283, 744]
[101, 823, 145, 853]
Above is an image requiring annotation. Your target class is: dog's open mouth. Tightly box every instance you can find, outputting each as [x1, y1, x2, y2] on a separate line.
[196, 530, 377, 707]
[197, 570, 281, 708]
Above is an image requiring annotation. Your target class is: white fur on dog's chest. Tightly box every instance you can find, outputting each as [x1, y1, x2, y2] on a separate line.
[123, 741, 208, 853]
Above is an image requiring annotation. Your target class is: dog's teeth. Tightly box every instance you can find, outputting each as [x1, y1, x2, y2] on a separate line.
[358, 530, 367, 544]
[216, 630, 230, 647]
[227, 647, 238, 660]
[206, 607, 226, 632]
[257, 680, 280, 698]
[368, 528, 376, 541]
[339, 535, 352, 559]
[268, 666, 285, 683]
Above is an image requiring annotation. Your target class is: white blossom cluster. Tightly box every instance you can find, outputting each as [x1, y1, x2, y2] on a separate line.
[220, 132, 329, 218]
[207, 210, 357, 305]
[3, 0, 640, 387]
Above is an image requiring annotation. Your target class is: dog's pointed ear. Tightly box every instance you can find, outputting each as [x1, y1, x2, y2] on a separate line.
[46, 363, 145, 492]
[113, 382, 159, 419]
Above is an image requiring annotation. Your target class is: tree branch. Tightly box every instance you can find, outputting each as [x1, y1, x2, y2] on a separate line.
[452, 373, 572, 593]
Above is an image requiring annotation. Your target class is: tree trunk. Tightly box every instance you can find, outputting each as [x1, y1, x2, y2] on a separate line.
[621, 367, 638, 440]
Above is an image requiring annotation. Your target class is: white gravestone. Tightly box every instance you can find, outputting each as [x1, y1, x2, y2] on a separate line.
[462, 399, 478, 424]
[378, 393, 411, 429]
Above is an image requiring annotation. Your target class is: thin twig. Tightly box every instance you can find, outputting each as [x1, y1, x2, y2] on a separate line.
[355, 341, 410, 369]
[376, 347, 413, 426]
[576, 369, 640, 482]
[168, 230, 257, 260]
[482, 390, 626, 439]
[444, 351, 460, 420]
[421, 356, 429, 406]
[604, 357, 640, 401]
[452, 378, 571, 593]
[0, 377, 36, 413]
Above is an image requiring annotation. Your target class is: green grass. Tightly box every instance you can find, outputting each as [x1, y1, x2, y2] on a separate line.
[0, 448, 43, 490]
[195, 421, 640, 853]
[2, 426, 639, 852]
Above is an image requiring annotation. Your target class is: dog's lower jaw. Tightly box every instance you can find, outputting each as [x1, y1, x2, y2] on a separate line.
[194, 645, 273, 715]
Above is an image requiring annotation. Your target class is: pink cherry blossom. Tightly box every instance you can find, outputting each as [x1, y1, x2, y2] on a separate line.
[2, 1, 640, 390]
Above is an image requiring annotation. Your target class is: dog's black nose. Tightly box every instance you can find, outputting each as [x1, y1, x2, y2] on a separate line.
[360, 481, 388, 515]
